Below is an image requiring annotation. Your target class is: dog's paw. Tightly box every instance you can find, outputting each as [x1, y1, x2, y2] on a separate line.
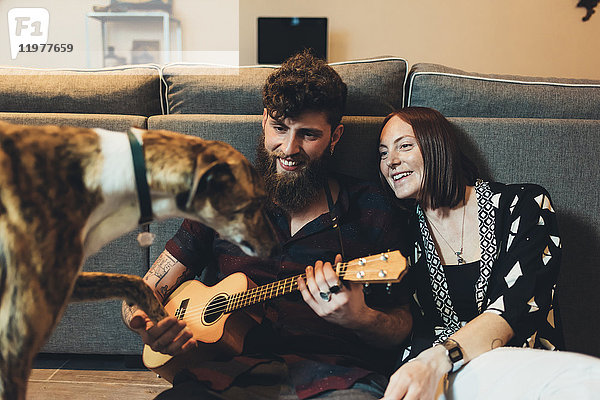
[137, 286, 169, 323]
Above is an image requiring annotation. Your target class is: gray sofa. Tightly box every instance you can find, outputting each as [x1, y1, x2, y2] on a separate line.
[0, 59, 598, 359]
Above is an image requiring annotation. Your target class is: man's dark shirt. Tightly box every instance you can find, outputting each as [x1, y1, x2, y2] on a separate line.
[165, 174, 410, 398]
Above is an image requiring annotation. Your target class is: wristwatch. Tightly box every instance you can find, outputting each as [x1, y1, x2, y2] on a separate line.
[440, 338, 464, 373]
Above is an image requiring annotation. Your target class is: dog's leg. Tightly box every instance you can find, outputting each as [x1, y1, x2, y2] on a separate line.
[0, 301, 31, 400]
[0, 321, 32, 400]
[0, 277, 54, 400]
[0, 234, 80, 400]
[70, 272, 168, 323]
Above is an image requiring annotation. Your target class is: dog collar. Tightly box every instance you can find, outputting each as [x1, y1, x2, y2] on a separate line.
[127, 129, 153, 225]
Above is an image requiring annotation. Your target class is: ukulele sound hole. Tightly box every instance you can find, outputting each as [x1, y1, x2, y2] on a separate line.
[203, 294, 227, 325]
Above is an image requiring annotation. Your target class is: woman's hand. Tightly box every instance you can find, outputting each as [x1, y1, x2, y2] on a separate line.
[382, 345, 450, 400]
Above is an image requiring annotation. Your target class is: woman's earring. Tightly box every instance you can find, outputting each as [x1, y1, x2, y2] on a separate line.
[330, 147, 335, 155]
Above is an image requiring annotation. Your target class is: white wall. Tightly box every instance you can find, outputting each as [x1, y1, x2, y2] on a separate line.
[0, 0, 238, 68]
[0, 0, 599, 78]
[0, 0, 106, 68]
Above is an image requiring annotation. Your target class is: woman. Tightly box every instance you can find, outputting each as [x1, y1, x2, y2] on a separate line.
[378, 107, 600, 399]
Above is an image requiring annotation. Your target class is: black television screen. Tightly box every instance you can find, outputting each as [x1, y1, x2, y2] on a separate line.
[258, 17, 328, 64]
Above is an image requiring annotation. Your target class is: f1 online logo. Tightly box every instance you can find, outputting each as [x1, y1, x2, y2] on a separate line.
[7, 8, 49, 59]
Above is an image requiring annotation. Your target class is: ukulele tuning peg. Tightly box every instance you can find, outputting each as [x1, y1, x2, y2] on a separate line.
[385, 283, 393, 294]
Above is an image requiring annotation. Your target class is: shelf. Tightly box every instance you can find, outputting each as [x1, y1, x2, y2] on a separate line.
[85, 11, 182, 67]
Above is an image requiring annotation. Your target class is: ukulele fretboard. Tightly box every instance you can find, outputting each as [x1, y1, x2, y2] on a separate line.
[225, 263, 350, 313]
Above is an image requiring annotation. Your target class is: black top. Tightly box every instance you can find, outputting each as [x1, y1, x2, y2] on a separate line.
[400, 181, 564, 365]
[443, 261, 480, 322]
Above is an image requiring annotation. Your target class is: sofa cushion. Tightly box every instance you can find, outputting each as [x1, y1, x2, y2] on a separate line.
[0, 112, 147, 130]
[162, 65, 273, 116]
[408, 64, 600, 119]
[162, 57, 407, 116]
[450, 117, 600, 357]
[0, 66, 164, 117]
[333, 58, 407, 116]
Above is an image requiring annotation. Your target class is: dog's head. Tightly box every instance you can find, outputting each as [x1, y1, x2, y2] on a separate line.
[142, 129, 277, 258]
[172, 140, 277, 258]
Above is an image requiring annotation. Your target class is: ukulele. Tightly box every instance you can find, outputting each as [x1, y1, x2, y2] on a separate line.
[142, 250, 407, 382]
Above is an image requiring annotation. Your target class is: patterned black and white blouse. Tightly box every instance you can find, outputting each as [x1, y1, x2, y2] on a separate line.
[401, 180, 563, 362]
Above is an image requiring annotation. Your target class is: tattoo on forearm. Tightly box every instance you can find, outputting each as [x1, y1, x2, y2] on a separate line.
[158, 284, 170, 301]
[147, 252, 178, 287]
[157, 269, 195, 302]
[491, 338, 504, 349]
[175, 268, 194, 288]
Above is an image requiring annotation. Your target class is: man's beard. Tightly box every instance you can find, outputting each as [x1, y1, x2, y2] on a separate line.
[255, 136, 331, 214]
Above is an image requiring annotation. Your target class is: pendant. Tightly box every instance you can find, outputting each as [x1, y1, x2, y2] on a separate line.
[456, 252, 465, 265]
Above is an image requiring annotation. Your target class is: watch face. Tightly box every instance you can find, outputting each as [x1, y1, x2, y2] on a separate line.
[448, 347, 463, 362]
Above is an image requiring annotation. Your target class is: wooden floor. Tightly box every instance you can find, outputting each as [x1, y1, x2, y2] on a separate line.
[27, 354, 171, 400]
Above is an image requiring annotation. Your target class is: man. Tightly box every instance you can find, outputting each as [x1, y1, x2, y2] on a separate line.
[123, 51, 412, 399]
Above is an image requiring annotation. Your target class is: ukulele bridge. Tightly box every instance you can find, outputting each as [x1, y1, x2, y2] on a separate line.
[174, 298, 189, 320]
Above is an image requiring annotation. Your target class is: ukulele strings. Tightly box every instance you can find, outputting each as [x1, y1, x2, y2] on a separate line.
[175, 254, 396, 321]
[177, 274, 306, 321]
[182, 268, 345, 320]
[175, 260, 363, 321]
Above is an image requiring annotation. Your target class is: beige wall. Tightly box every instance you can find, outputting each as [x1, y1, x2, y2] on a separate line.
[240, 0, 600, 79]
[1, 0, 599, 79]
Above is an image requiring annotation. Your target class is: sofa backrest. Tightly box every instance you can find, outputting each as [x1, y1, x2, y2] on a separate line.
[407, 63, 600, 119]
[0, 65, 164, 117]
[161, 57, 407, 116]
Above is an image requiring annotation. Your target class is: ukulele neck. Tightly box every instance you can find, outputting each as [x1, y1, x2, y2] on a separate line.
[225, 263, 349, 313]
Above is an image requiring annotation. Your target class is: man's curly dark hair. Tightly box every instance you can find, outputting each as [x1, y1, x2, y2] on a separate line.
[262, 50, 348, 130]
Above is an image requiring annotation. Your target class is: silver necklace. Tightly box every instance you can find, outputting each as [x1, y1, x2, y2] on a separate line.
[427, 201, 466, 265]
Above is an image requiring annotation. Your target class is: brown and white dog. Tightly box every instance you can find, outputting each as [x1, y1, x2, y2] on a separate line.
[0, 121, 276, 400]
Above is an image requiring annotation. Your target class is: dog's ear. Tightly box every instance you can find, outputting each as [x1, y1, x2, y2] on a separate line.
[183, 160, 233, 210]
